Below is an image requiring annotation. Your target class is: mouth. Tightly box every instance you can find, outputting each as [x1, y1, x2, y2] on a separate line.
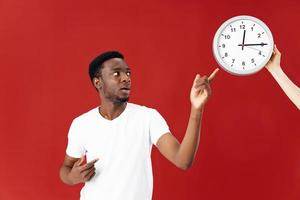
[120, 86, 131, 90]
[120, 87, 131, 92]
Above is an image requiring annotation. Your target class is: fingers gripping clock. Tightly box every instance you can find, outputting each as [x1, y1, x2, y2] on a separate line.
[213, 15, 274, 76]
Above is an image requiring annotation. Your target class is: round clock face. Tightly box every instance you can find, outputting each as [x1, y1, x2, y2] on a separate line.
[213, 15, 274, 76]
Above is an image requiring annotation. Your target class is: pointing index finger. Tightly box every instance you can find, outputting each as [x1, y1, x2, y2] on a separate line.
[81, 158, 99, 171]
[88, 158, 99, 165]
[85, 158, 99, 167]
[208, 68, 219, 82]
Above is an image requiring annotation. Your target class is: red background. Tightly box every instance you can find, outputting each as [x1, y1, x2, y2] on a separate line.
[0, 0, 299, 199]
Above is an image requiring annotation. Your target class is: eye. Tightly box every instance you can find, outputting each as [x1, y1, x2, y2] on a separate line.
[113, 71, 120, 76]
[126, 71, 131, 76]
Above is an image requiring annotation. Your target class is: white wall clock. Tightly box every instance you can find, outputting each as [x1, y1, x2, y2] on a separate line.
[213, 15, 274, 76]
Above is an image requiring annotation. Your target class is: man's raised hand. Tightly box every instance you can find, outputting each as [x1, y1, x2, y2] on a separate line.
[190, 68, 219, 110]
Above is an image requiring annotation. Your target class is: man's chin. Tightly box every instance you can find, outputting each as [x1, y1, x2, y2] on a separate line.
[116, 97, 129, 103]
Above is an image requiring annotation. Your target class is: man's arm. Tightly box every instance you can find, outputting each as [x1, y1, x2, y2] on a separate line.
[265, 45, 300, 110]
[157, 69, 219, 170]
[59, 155, 98, 185]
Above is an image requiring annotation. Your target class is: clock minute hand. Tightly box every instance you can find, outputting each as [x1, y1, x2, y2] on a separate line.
[241, 30, 246, 50]
[238, 43, 268, 47]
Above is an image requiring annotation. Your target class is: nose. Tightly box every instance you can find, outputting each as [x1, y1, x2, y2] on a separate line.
[120, 72, 130, 82]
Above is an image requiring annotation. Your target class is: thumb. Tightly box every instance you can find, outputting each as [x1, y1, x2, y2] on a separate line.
[274, 44, 280, 55]
[193, 74, 201, 85]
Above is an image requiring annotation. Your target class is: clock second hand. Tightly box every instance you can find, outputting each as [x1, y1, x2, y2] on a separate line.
[244, 45, 261, 52]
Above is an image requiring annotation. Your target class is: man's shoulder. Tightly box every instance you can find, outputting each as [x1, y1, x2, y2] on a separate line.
[127, 103, 160, 119]
[127, 102, 156, 113]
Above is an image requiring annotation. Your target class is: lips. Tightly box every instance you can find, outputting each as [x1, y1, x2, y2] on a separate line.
[120, 86, 131, 94]
[120, 85, 131, 91]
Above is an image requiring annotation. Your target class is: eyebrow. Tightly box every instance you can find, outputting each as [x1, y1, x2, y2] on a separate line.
[111, 67, 131, 71]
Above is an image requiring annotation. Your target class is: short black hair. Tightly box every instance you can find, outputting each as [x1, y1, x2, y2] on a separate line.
[89, 51, 124, 81]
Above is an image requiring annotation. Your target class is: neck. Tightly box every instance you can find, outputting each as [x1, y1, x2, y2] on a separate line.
[99, 99, 127, 120]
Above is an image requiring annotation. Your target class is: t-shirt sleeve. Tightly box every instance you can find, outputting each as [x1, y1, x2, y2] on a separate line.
[149, 109, 171, 146]
[66, 119, 86, 158]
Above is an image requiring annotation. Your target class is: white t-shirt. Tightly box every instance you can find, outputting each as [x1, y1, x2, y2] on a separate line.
[66, 103, 170, 200]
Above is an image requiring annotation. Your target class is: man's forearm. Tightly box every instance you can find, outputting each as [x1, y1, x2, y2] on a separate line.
[175, 106, 203, 169]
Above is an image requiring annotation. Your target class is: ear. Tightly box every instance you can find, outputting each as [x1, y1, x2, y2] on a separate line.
[93, 77, 102, 91]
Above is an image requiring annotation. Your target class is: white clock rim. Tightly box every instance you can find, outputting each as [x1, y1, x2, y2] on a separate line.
[212, 15, 274, 76]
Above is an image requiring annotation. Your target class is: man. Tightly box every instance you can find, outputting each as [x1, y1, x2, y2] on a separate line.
[59, 51, 219, 200]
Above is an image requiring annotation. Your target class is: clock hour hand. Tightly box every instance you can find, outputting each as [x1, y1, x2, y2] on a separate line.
[238, 43, 268, 47]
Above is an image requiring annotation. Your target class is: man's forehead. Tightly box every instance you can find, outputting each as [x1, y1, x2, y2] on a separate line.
[102, 57, 129, 70]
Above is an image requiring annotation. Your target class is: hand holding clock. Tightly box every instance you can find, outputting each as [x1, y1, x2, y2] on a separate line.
[265, 45, 300, 110]
[265, 45, 281, 71]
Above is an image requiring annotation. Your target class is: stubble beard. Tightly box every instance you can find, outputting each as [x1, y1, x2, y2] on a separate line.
[103, 89, 129, 105]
